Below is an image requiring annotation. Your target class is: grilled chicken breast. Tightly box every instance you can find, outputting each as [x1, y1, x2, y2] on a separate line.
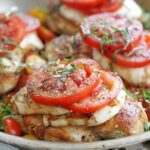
[47, 0, 142, 35]
[13, 100, 147, 142]
[0, 52, 22, 95]
[8, 84, 126, 126]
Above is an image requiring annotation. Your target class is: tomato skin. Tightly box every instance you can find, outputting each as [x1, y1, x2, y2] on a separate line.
[3, 117, 21, 136]
[0, 14, 26, 51]
[30, 72, 101, 106]
[29, 59, 102, 107]
[78, 0, 123, 14]
[37, 26, 55, 42]
[81, 13, 143, 54]
[66, 71, 123, 113]
[104, 37, 150, 68]
[61, 0, 104, 9]
[146, 110, 150, 121]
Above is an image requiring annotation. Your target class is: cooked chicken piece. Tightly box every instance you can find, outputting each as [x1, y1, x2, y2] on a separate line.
[93, 50, 150, 87]
[95, 100, 148, 139]
[45, 34, 92, 61]
[47, 12, 79, 35]
[42, 127, 98, 142]
[14, 100, 147, 142]
[0, 74, 19, 95]
[15, 116, 99, 142]
[8, 81, 126, 125]
[9, 87, 71, 116]
[25, 54, 46, 71]
[0, 52, 22, 95]
[47, 0, 142, 35]
[18, 90, 125, 127]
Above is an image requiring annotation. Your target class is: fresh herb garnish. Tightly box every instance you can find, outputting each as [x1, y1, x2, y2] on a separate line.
[2, 37, 23, 50]
[144, 122, 150, 131]
[142, 88, 150, 103]
[50, 64, 84, 78]
[141, 8, 150, 31]
[63, 58, 74, 63]
[122, 86, 139, 100]
[0, 103, 13, 129]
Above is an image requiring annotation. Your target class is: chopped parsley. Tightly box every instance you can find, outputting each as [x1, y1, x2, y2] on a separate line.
[141, 8, 150, 31]
[144, 122, 150, 131]
[0, 103, 13, 129]
[49, 64, 84, 78]
[142, 88, 150, 104]
[2, 37, 23, 50]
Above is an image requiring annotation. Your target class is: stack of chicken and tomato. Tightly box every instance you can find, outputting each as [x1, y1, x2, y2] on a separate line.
[5, 58, 147, 142]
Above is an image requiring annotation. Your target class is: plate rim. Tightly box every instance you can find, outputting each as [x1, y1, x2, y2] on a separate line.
[0, 131, 150, 149]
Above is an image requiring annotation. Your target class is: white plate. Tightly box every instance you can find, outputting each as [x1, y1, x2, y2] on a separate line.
[0, 0, 150, 149]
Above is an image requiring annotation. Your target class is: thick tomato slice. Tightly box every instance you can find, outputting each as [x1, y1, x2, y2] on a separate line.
[3, 117, 21, 136]
[105, 35, 150, 68]
[29, 59, 101, 106]
[0, 14, 26, 51]
[37, 26, 55, 42]
[80, 13, 143, 54]
[78, 0, 123, 15]
[67, 71, 123, 113]
[61, 0, 104, 9]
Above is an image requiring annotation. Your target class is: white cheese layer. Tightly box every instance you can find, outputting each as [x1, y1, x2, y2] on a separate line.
[93, 49, 150, 87]
[46, 90, 126, 127]
[20, 32, 44, 50]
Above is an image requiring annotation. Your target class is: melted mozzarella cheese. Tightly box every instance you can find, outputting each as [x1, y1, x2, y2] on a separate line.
[20, 32, 44, 50]
[45, 90, 126, 127]
[92, 50, 150, 87]
[92, 90, 125, 125]
[117, 0, 142, 19]
[59, 5, 85, 24]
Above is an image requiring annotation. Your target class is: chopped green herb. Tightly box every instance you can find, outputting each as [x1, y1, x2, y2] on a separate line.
[141, 8, 150, 31]
[142, 88, 150, 104]
[144, 122, 150, 131]
[0, 103, 13, 129]
[2, 38, 23, 50]
[50, 64, 83, 78]
[63, 58, 74, 63]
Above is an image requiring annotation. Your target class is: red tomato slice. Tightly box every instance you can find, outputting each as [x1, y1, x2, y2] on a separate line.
[80, 13, 143, 54]
[37, 26, 55, 42]
[67, 71, 123, 113]
[146, 110, 150, 121]
[61, 0, 104, 9]
[105, 35, 150, 68]
[0, 14, 26, 51]
[29, 59, 101, 106]
[18, 14, 40, 33]
[78, 0, 123, 14]
[3, 117, 21, 136]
